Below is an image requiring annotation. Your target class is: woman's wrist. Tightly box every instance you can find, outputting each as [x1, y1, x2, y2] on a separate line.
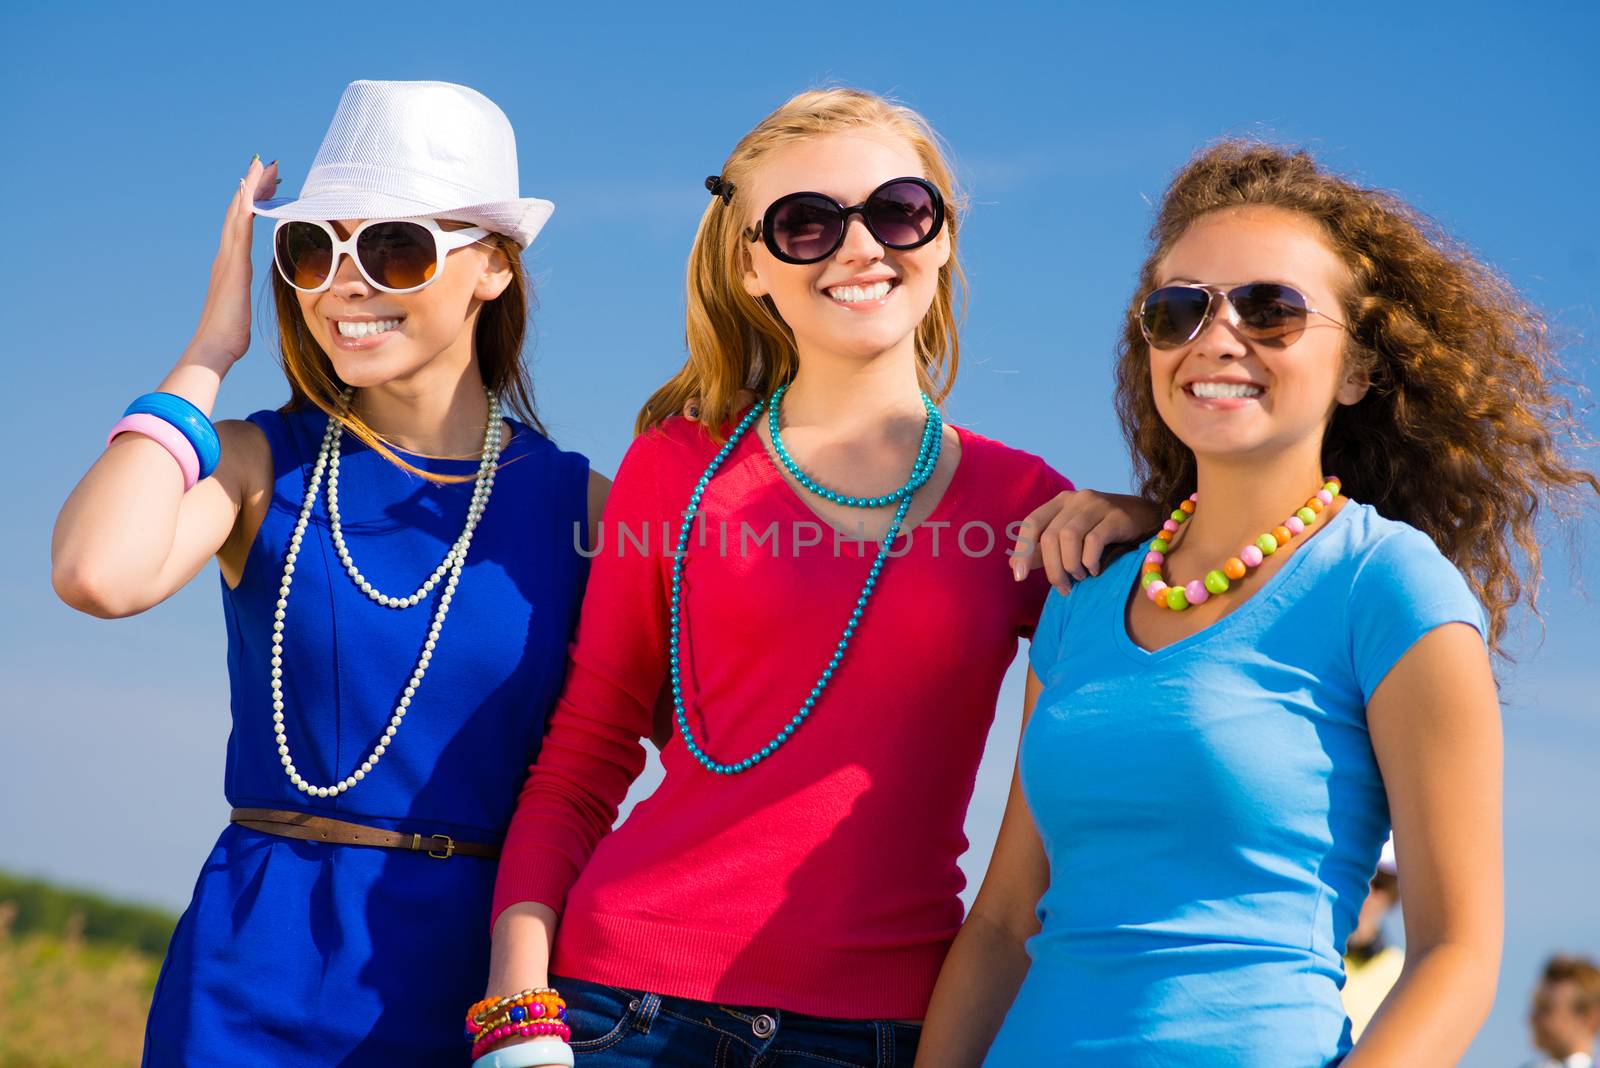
[180, 338, 239, 372]
[157, 348, 232, 417]
[466, 987, 570, 1063]
[486, 901, 559, 996]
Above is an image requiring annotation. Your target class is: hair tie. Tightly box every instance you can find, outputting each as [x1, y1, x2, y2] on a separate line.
[705, 175, 735, 205]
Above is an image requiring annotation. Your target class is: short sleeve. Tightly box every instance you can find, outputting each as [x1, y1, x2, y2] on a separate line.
[1348, 526, 1488, 702]
[1012, 459, 1076, 641]
[1028, 587, 1074, 678]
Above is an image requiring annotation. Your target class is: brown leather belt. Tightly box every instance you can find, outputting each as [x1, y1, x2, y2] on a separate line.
[229, 807, 501, 860]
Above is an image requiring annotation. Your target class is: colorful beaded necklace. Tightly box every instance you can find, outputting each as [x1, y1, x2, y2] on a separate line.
[669, 383, 943, 774]
[1141, 476, 1341, 611]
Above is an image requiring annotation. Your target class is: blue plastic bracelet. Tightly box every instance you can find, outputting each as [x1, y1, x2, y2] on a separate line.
[123, 393, 221, 480]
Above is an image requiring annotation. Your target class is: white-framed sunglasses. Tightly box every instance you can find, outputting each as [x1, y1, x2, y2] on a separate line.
[271, 217, 492, 294]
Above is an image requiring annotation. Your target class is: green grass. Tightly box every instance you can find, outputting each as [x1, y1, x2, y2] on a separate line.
[0, 871, 176, 956]
[0, 871, 175, 1067]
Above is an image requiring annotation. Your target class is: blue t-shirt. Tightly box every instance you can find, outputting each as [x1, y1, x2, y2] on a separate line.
[985, 502, 1486, 1067]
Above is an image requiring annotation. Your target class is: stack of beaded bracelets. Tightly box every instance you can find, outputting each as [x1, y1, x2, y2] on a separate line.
[467, 988, 572, 1066]
[106, 392, 223, 491]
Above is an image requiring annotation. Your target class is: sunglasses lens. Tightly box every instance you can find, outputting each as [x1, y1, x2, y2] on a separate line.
[1141, 287, 1212, 348]
[1230, 284, 1310, 344]
[866, 180, 939, 248]
[769, 195, 844, 263]
[356, 221, 439, 290]
[275, 222, 334, 290]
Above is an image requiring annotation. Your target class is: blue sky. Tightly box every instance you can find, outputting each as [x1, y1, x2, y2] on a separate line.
[1, 3, 1595, 1063]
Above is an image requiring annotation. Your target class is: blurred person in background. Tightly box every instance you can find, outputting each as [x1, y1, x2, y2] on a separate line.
[1342, 836, 1404, 1040]
[1525, 955, 1600, 1068]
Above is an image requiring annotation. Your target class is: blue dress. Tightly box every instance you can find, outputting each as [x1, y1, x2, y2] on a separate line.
[143, 405, 590, 1066]
[986, 503, 1485, 1067]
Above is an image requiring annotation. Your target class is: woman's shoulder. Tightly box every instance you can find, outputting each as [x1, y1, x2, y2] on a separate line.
[951, 424, 1074, 502]
[1331, 504, 1487, 696]
[1331, 502, 1484, 629]
[1057, 540, 1145, 608]
[588, 414, 738, 520]
[506, 417, 590, 470]
[233, 404, 330, 464]
[246, 403, 325, 432]
[953, 424, 1067, 478]
[216, 416, 272, 460]
[208, 416, 274, 497]
[218, 414, 272, 446]
[223, 406, 322, 480]
[623, 412, 741, 471]
[1332, 502, 1462, 584]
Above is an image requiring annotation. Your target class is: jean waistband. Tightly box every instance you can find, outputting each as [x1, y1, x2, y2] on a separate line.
[554, 971, 924, 1037]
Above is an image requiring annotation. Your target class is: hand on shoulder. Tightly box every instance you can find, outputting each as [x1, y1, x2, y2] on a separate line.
[1011, 489, 1162, 593]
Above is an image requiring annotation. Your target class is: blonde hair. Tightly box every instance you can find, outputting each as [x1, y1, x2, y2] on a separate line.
[636, 88, 967, 437]
[270, 231, 545, 483]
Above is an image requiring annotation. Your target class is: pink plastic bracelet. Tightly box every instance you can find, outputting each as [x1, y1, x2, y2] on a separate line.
[107, 413, 201, 491]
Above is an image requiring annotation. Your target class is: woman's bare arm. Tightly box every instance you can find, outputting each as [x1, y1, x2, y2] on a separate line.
[52, 159, 280, 615]
[916, 668, 1051, 1067]
[1343, 622, 1503, 1066]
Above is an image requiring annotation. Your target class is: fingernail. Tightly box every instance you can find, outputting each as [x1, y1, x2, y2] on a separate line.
[1011, 560, 1026, 581]
[252, 153, 260, 164]
[267, 159, 277, 168]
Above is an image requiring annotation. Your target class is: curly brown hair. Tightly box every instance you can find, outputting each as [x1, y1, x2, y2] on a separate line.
[1114, 141, 1598, 652]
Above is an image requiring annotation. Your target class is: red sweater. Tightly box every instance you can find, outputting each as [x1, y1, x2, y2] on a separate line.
[492, 414, 1071, 1018]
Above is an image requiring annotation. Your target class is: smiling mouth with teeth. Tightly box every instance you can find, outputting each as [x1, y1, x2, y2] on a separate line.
[335, 318, 404, 339]
[825, 280, 895, 304]
[1188, 381, 1264, 400]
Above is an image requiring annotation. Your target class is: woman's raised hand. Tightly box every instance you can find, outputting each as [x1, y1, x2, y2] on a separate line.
[188, 156, 281, 368]
[50, 157, 283, 618]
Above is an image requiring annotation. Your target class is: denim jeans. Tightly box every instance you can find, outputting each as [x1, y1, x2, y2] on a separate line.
[552, 973, 923, 1067]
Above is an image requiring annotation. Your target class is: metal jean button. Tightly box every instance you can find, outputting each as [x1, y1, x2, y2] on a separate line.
[752, 1013, 776, 1039]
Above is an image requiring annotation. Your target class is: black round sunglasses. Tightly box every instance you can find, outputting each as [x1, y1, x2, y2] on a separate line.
[744, 177, 946, 265]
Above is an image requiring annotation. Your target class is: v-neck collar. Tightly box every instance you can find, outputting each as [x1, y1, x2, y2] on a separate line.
[1112, 499, 1356, 662]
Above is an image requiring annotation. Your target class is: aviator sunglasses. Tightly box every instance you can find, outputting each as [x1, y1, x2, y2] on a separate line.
[1139, 282, 1347, 349]
[272, 218, 491, 294]
[745, 177, 945, 265]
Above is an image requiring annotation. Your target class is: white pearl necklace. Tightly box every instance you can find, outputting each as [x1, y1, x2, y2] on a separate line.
[271, 389, 504, 798]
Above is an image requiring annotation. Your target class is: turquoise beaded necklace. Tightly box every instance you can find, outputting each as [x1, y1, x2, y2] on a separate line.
[669, 383, 944, 775]
[768, 388, 943, 506]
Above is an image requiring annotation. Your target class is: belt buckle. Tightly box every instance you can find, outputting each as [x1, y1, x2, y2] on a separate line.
[411, 832, 455, 859]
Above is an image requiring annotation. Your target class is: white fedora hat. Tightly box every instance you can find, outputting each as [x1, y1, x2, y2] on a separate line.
[253, 80, 554, 248]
